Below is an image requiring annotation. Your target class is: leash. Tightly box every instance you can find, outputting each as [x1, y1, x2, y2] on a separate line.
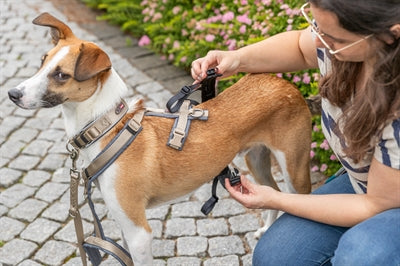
[67, 108, 145, 266]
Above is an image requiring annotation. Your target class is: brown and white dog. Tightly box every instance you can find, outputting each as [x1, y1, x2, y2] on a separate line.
[8, 13, 311, 265]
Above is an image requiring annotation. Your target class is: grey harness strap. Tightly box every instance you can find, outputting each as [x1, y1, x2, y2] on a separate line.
[72, 100, 129, 149]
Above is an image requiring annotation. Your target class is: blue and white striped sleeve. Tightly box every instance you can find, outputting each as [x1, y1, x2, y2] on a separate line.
[374, 118, 400, 169]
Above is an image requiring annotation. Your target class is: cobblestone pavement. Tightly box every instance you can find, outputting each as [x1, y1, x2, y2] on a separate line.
[0, 1, 326, 265]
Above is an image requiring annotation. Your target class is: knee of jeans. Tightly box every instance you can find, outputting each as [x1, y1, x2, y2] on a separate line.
[332, 227, 387, 265]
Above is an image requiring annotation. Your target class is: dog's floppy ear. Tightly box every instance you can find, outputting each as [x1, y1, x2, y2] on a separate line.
[32, 12, 75, 45]
[74, 43, 112, 82]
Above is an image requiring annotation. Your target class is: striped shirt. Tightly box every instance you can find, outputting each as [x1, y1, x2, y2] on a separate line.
[317, 47, 400, 193]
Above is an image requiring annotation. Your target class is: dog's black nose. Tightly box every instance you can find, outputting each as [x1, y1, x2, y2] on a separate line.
[8, 89, 23, 103]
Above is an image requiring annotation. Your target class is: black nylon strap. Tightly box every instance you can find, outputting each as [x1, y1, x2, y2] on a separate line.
[201, 167, 241, 215]
[166, 68, 222, 113]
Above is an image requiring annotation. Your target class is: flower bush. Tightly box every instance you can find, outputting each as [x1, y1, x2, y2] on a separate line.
[82, 0, 341, 176]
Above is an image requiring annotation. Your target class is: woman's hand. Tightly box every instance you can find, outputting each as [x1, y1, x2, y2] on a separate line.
[191, 50, 241, 83]
[225, 175, 279, 209]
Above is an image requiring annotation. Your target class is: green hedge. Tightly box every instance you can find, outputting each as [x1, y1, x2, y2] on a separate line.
[82, 0, 341, 177]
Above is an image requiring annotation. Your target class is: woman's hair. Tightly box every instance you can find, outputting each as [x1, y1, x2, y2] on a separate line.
[310, 0, 400, 163]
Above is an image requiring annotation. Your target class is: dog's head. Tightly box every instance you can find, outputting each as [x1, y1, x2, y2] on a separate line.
[8, 13, 112, 109]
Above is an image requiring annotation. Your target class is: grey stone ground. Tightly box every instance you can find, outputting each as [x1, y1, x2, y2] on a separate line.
[0, 1, 325, 265]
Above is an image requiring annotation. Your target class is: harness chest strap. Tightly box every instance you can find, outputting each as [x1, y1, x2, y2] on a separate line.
[83, 109, 145, 180]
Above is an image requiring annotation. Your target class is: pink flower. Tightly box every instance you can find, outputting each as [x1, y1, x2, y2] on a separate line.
[311, 165, 319, 172]
[173, 40, 180, 49]
[330, 154, 337, 161]
[320, 164, 328, 172]
[311, 142, 317, 148]
[138, 35, 151, 46]
[310, 150, 315, 158]
[205, 34, 216, 42]
[237, 14, 252, 25]
[239, 25, 246, 34]
[293, 75, 301, 83]
[302, 73, 311, 84]
[313, 125, 319, 132]
[241, 0, 248, 5]
[222, 11, 235, 23]
[172, 6, 181, 15]
[180, 56, 187, 63]
[320, 139, 330, 150]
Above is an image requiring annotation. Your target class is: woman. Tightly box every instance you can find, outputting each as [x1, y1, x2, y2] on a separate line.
[191, 0, 400, 265]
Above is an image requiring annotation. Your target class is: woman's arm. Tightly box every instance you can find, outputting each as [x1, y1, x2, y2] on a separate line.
[191, 27, 319, 81]
[226, 158, 400, 227]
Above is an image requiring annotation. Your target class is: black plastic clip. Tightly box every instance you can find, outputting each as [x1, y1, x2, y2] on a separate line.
[201, 166, 241, 215]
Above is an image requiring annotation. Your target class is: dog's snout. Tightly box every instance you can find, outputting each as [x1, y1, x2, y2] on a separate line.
[8, 88, 23, 103]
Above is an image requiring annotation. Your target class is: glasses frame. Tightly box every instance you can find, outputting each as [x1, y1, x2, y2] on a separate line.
[300, 2, 373, 55]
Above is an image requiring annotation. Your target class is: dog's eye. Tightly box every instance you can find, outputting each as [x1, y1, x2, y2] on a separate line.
[54, 71, 71, 82]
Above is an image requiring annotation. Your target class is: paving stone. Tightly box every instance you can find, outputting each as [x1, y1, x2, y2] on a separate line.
[0, 183, 36, 208]
[38, 153, 66, 170]
[0, 167, 22, 187]
[41, 201, 70, 222]
[242, 253, 253, 266]
[8, 154, 41, 171]
[245, 231, 259, 253]
[35, 182, 69, 202]
[80, 202, 108, 222]
[18, 259, 43, 266]
[146, 205, 170, 220]
[0, 204, 8, 216]
[208, 235, 245, 257]
[204, 255, 240, 266]
[167, 257, 202, 266]
[0, 139, 26, 159]
[152, 239, 175, 258]
[22, 169, 51, 187]
[22, 139, 53, 156]
[102, 219, 122, 241]
[0, 216, 26, 241]
[52, 167, 70, 183]
[136, 81, 164, 95]
[164, 218, 196, 238]
[171, 201, 204, 218]
[20, 218, 61, 244]
[177, 236, 208, 256]
[54, 219, 93, 243]
[8, 127, 39, 143]
[211, 198, 246, 217]
[0, 239, 38, 265]
[197, 218, 229, 237]
[34, 240, 76, 266]
[37, 128, 65, 142]
[9, 198, 48, 222]
[0, 116, 26, 136]
[149, 219, 163, 239]
[228, 213, 261, 234]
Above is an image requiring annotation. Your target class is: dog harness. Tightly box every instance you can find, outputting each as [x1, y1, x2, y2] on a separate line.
[66, 69, 240, 266]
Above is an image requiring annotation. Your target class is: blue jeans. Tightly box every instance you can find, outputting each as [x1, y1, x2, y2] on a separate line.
[253, 174, 400, 266]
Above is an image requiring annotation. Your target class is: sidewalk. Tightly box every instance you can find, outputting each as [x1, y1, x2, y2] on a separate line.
[0, 0, 265, 265]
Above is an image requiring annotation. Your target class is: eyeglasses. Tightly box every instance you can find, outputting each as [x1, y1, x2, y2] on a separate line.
[300, 2, 373, 55]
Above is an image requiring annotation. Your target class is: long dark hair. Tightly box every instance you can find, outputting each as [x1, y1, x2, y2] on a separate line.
[310, 0, 400, 162]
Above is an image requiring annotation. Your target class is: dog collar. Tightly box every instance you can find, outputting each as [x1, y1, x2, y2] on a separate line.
[70, 99, 129, 149]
